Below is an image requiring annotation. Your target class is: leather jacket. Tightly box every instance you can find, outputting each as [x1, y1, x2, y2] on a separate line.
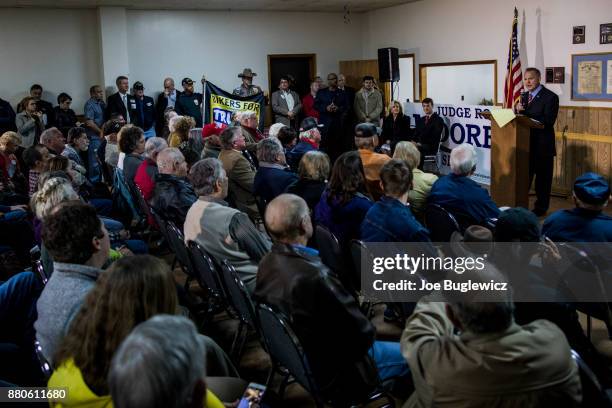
[150, 173, 197, 226]
[254, 243, 377, 401]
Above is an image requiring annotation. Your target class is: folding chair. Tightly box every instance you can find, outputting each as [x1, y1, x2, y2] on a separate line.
[186, 241, 233, 327]
[34, 340, 52, 380]
[219, 259, 261, 363]
[164, 221, 196, 288]
[422, 127, 445, 174]
[558, 243, 612, 339]
[572, 349, 612, 407]
[424, 203, 460, 242]
[314, 224, 354, 292]
[257, 304, 325, 407]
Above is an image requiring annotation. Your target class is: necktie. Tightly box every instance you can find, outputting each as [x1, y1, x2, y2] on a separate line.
[528, 93, 533, 105]
[123, 94, 130, 123]
[425, 115, 430, 125]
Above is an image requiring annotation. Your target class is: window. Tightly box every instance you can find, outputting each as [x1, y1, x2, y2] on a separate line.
[419, 60, 497, 105]
[396, 54, 415, 103]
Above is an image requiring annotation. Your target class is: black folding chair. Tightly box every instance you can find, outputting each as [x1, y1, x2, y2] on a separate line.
[314, 224, 354, 292]
[34, 260, 49, 286]
[572, 349, 612, 407]
[165, 221, 196, 288]
[34, 340, 52, 380]
[220, 260, 260, 363]
[257, 304, 325, 407]
[187, 241, 230, 323]
[424, 203, 460, 242]
[558, 243, 612, 339]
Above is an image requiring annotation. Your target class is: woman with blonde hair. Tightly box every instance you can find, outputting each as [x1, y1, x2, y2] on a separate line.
[381, 100, 411, 150]
[168, 115, 195, 148]
[286, 150, 330, 210]
[0, 131, 28, 198]
[393, 141, 437, 216]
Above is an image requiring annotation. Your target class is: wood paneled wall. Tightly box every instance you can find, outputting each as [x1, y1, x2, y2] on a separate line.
[553, 106, 612, 194]
[339, 59, 392, 108]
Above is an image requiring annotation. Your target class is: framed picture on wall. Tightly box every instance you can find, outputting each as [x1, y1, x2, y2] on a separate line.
[571, 52, 612, 101]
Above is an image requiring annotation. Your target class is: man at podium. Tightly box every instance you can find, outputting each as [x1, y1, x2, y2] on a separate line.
[514, 67, 559, 216]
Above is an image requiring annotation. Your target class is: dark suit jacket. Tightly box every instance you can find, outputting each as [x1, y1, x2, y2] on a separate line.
[155, 90, 182, 134]
[521, 86, 559, 157]
[253, 164, 298, 203]
[414, 112, 444, 155]
[105, 92, 137, 122]
[381, 113, 411, 147]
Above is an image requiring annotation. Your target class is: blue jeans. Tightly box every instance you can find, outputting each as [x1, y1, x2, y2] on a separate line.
[0, 272, 42, 346]
[88, 135, 102, 183]
[100, 217, 148, 254]
[144, 128, 156, 139]
[90, 198, 113, 216]
[368, 341, 409, 380]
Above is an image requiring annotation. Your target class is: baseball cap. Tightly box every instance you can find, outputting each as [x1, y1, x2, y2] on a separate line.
[494, 207, 541, 242]
[573, 172, 610, 205]
[299, 117, 323, 132]
[182, 78, 194, 86]
[133, 81, 144, 90]
[354, 122, 380, 138]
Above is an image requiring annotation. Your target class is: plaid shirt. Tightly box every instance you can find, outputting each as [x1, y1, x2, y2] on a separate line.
[28, 170, 40, 197]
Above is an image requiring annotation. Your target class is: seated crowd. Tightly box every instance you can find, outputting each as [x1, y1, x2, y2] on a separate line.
[1, 74, 611, 408]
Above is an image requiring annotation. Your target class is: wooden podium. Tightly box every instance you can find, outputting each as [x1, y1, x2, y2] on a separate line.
[482, 112, 544, 208]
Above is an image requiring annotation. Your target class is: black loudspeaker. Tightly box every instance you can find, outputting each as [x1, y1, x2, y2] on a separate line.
[377, 47, 400, 82]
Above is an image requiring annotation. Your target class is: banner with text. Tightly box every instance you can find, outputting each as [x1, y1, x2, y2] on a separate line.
[404, 103, 492, 185]
[204, 81, 265, 131]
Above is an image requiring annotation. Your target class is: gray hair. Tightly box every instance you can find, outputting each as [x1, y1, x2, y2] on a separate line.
[265, 194, 310, 242]
[240, 110, 257, 120]
[40, 127, 62, 145]
[268, 123, 286, 138]
[450, 143, 477, 175]
[144, 137, 168, 159]
[157, 147, 184, 174]
[393, 141, 420, 170]
[108, 315, 206, 408]
[219, 126, 241, 149]
[257, 138, 283, 163]
[189, 158, 226, 196]
[447, 263, 514, 334]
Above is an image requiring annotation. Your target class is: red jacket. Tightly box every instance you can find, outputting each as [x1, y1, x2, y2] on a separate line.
[302, 94, 319, 120]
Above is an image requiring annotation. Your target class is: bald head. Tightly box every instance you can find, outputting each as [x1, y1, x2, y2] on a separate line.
[157, 147, 187, 176]
[265, 194, 312, 244]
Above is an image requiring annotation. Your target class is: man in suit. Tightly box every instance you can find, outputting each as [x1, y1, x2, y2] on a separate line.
[155, 77, 181, 136]
[413, 97, 444, 161]
[132, 81, 156, 138]
[515, 67, 559, 216]
[271, 76, 302, 129]
[314, 73, 347, 162]
[106, 76, 136, 124]
[354, 75, 383, 124]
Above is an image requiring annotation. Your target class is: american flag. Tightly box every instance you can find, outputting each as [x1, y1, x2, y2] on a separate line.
[503, 8, 523, 108]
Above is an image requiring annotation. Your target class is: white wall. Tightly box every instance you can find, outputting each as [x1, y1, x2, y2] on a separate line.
[126, 10, 362, 96]
[362, 0, 612, 107]
[425, 63, 495, 105]
[0, 8, 101, 113]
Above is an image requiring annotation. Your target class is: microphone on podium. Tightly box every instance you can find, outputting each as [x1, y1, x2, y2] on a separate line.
[520, 92, 529, 109]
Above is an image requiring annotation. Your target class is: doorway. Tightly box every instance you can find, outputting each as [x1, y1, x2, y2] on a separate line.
[267, 54, 316, 98]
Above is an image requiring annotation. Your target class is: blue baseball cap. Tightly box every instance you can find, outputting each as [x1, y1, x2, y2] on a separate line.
[574, 172, 610, 205]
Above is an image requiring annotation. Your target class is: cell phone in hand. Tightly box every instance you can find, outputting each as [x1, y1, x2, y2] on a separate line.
[237, 383, 267, 408]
